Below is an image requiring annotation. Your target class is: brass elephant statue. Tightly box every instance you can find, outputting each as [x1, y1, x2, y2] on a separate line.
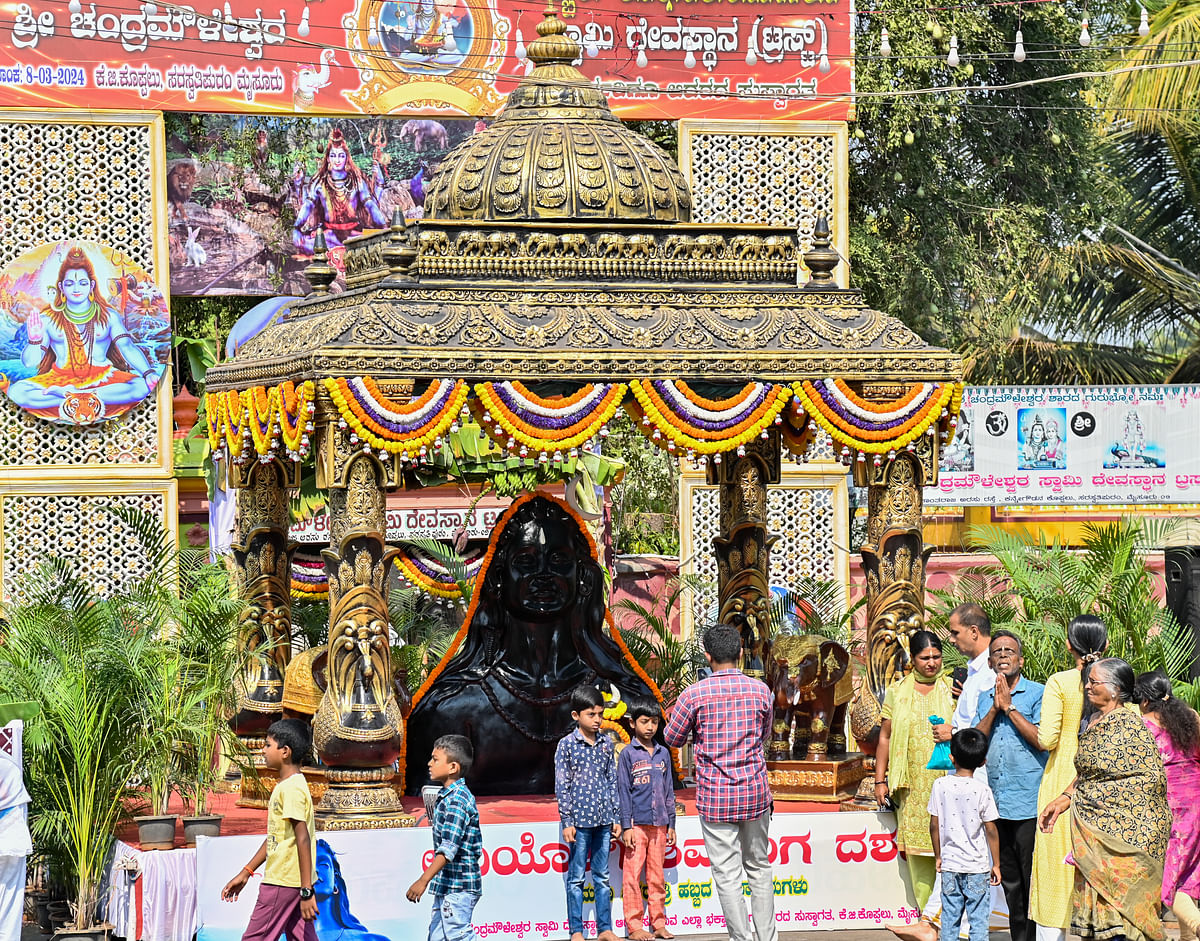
[767, 635, 853, 761]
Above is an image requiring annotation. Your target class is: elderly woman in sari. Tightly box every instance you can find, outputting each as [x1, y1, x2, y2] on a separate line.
[1039, 658, 1170, 941]
[1135, 670, 1200, 940]
[874, 631, 955, 909]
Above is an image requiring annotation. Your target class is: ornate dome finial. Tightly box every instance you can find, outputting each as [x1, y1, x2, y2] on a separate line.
[526, 2, 579, 67]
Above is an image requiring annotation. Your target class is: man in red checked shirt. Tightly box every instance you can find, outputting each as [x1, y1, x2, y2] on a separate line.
[663, 623, 777, 941]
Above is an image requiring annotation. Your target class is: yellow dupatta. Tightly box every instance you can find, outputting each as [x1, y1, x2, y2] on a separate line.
[885, 671, 954, 792]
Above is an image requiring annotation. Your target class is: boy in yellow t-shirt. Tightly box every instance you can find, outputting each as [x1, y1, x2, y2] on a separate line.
[222, 719, 318, 941]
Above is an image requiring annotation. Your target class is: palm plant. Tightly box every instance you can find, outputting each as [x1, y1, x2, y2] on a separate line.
[930, 519, 1196, 700]
[0, 560, 158, 930]
[769, 576, 864, 649]
[0, 509, 251, 928]
[614, 575, 708, 706]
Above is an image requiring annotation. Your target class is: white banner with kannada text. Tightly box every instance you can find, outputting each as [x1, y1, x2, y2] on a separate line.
[195, 813, 918, 941]
[928, 385, 1200, 506]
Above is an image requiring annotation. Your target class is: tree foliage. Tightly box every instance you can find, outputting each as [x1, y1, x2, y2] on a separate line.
[849, 0, 1121, 368]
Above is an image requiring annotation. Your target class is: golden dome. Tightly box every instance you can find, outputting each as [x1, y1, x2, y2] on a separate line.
[423, 5, 692, 224]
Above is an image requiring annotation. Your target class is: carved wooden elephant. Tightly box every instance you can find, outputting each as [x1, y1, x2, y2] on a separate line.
[768, 635, 853, 761]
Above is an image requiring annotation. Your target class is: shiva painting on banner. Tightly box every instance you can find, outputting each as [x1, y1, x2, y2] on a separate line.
[0, 241, 169, 425]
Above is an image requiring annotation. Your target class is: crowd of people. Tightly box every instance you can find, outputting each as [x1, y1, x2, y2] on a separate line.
[878, 604, 1200, 941]
[219, 614, 1200, 941]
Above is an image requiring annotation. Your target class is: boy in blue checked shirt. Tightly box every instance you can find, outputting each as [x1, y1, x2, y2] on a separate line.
[406, 735, 483, 941]
[556, 685, 622, 941]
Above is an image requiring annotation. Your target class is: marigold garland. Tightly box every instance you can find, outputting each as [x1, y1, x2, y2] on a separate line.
[793, 379, 962, 454]
[205, 381, 315, 463]
[325, 377, 468, 457]
[394, 543, 486, 600]
[473, 381, 626, 456]
[626, 380, 791, 455]
[291, 552, 329, 600]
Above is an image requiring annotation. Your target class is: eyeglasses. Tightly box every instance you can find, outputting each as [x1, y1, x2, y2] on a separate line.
[1083, 678, 1112, 689]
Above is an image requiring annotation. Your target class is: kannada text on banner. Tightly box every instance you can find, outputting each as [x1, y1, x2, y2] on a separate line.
[195, 815, 919, 941]
[927, 385, 1200, 506]
[0, 0, 852, 119]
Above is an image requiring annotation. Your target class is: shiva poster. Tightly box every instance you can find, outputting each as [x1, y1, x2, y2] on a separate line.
[0, 241, 169, 425]
[166, 114, 482, 296]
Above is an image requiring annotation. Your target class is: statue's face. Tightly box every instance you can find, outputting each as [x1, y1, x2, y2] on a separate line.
[59, 267, 93, 307]
[329, 145, 348, 172]
[502, 517, 579, 620]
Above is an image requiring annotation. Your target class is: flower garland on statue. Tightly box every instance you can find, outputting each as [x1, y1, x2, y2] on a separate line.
[472, 381, 626, 465]
[793, 379, 963, 464]
[324, 377, 469, 462]
[394, 542, 487, 600]
[626, 380, 792, 460]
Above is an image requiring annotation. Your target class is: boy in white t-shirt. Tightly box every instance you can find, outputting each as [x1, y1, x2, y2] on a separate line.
[928, 728, 1001, 941]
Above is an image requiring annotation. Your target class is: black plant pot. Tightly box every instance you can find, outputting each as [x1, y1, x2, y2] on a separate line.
[35, 895, 52, 934]
[46, 902, 70, 931]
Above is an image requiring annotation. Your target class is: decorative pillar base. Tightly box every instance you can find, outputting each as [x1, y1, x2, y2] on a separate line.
[234, 737, 279, 809]
[766, 754, 867, 803]
[315, 768, 415, 830]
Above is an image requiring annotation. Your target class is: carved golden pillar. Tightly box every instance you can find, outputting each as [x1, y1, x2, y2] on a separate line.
[314, 455, 413, 829]
[230, 460, 298, 807]
[708, 433, 780, 682]
[849, 448, 935, 753]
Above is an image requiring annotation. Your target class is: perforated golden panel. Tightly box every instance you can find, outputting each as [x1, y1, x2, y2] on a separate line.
[0, 483, 178, 607]
[0, 112, 168, 476]
[679, 437, 850, 636]
[678, 120, 849, 287]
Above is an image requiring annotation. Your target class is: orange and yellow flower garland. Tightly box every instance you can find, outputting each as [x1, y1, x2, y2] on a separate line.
[626, 380, 791, 456]
[472, 381, 626, 458]
[792, 379, 962, 456]
[205, 381, 314, 462]
[324, 377, 469, 458]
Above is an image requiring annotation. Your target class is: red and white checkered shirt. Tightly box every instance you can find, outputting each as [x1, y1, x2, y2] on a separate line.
[663, 668, 773, 823]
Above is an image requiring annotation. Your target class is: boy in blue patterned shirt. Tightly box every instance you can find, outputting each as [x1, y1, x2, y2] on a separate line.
[555, 685, 622, 941]
[406, 735, 483, 941]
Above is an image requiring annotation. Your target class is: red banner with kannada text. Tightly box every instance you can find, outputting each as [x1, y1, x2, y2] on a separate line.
[0, 0, 852, 118]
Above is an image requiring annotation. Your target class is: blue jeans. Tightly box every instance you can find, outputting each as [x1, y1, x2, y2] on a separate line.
[565, 825, 613, 935]
[940, 872, 989, 941]
[428, 891, 480, 941]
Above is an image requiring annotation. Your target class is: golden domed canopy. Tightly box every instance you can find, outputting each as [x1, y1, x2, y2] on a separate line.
[423, 5, 692, 224]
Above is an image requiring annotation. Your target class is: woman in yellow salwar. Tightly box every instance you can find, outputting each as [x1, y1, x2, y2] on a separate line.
[1039, 657, 1170, 941]
[1031, 615, 1109, 941]
[874, 630, 955, 909]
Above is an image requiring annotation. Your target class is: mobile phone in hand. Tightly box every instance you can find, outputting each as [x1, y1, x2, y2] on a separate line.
[951, 667, 968, 696]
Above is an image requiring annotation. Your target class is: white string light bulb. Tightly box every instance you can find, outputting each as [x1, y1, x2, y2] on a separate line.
[819, 52, 831, 72]
[684, 48, 696, 69]
[1079, 17, 1091, 46]
[514, 27, 526, 61]
[1138, 6, 1150, 36]
[745, 46, 757, 65]
[68, 0, 81, 12]
[880, 26, 892, 56]
[947, 34, 960, 67]
[368, 15, 379, 45]
[1013, 28, 1026, 62]
[636, 46, 648, 68]
[297, 5, 310, 37]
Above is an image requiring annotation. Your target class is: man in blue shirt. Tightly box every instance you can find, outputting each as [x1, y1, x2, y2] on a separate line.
[973, 631, 1046, 941]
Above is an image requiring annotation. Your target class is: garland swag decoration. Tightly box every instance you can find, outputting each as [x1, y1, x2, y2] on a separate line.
[792, 379, 963, 463]
[472, 381, 626, 464]
[291, 552, 329, 600]
[394, 542, 487, 600]
[206, 381, 315, 463]
[625, 380, 791, 459]
[324, 377, 469, 461]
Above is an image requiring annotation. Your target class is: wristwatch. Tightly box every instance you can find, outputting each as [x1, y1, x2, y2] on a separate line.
[299, 887, 315, 901]
[1005, 705, 1017, 715]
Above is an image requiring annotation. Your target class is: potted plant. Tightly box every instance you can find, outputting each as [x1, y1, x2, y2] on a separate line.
[0, 559, 159, 940]
[174, 552, 246, 846]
